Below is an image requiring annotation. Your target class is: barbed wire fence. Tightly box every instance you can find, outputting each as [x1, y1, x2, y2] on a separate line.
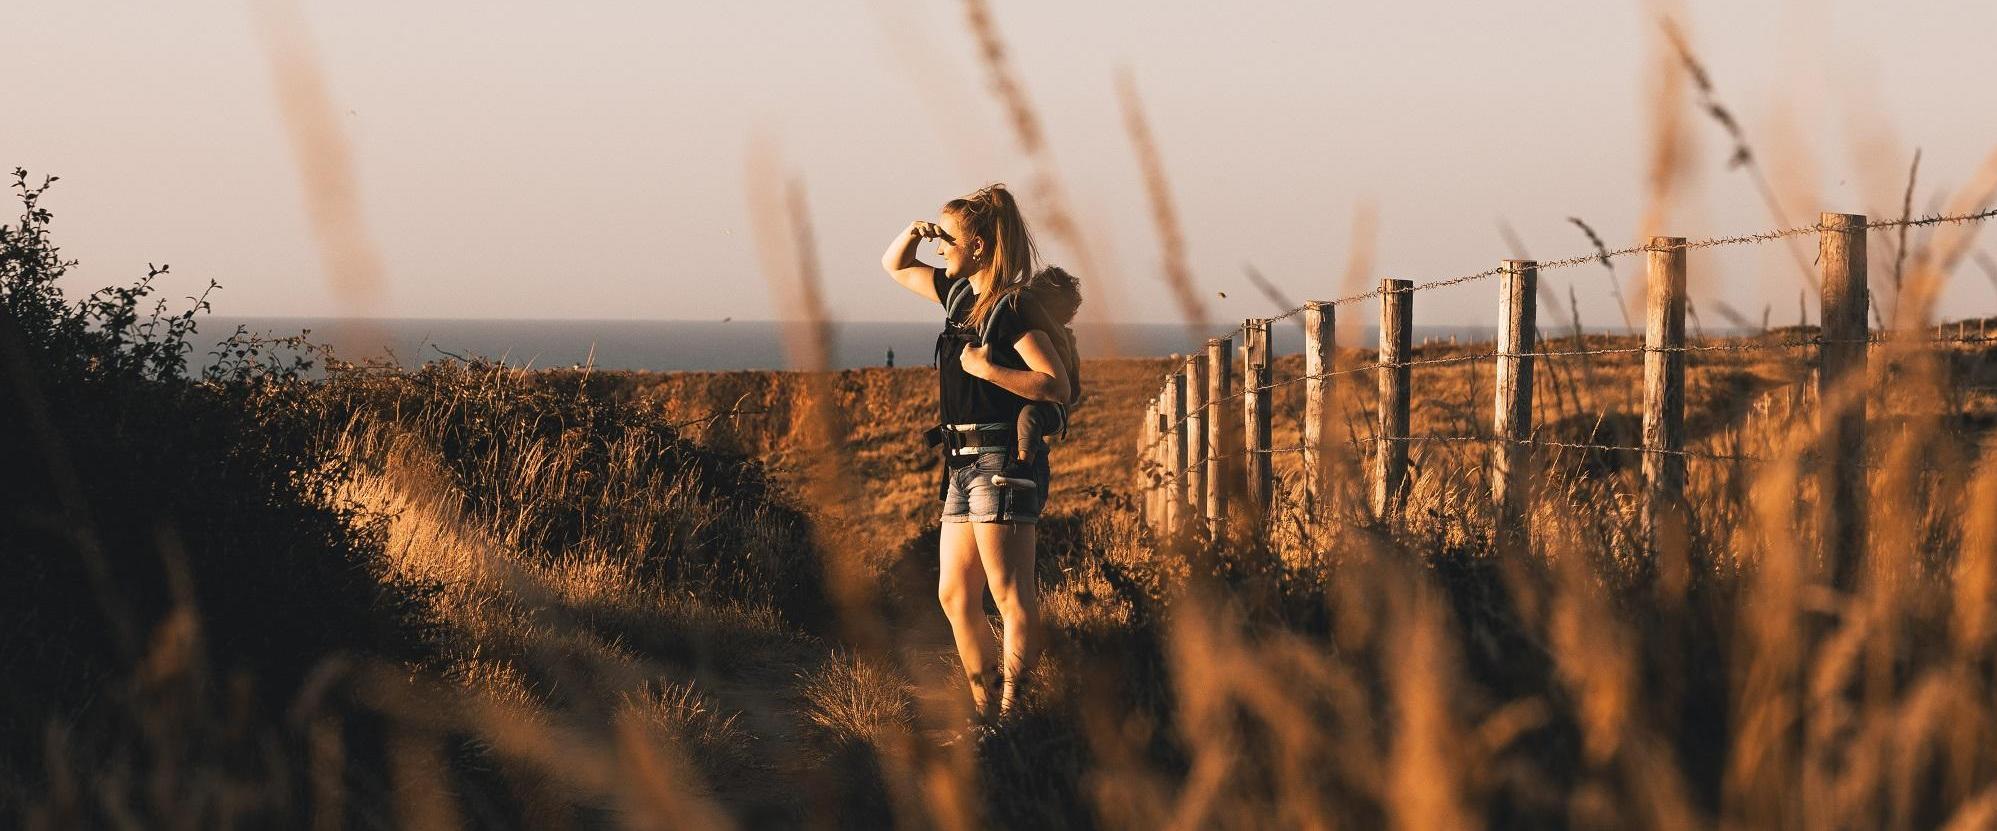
[1133, 209, 1997, 574]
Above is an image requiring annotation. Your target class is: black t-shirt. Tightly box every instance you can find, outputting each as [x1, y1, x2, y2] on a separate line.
[933, 268, 1042, 439]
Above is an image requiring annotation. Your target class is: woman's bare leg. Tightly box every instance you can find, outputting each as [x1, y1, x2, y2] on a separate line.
[938, 520, 1000, 718]
[972, 520, 1040, 715]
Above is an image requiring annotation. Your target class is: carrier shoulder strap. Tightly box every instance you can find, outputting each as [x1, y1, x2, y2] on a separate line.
[943, 277, 976, 321]
[977, 292, 1021, 345]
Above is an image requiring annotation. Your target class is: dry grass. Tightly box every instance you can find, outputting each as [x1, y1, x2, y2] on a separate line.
[18, 7, 1997, 824]
[20, 317, 1997, 827]
[960, 0, 1124, 349]
[250, 0, 386, 311]
[797, 652, 916, 748]
[1117, 69, 1211, 342]
[581, 325, 1986, 827]
[1660, 13, 1817, 295]
[299, 361, 855, 825]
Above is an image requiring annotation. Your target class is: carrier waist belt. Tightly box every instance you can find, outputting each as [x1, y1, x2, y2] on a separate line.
[940, 422, 1012, 456]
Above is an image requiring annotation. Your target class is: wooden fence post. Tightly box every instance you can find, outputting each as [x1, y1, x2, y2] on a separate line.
[1819, 212, 1868, 590]
[1148, 386, 1162, 531]
[1642, 237, 1688, 559]
[1243, 319, 1274, 523]
[1167, 369, 1187, 534]
[1156, 389, 1174, 532]
[1375, 280, 1414, 519]
[1206, 336, 1234, 539]
[1184, 355, 1207, 531]
[1141, 394, 1158, 530]
[1303, 301, 1335, 512]
[1492, 261, 1537, 541]
[1151, 381, 1163, 531]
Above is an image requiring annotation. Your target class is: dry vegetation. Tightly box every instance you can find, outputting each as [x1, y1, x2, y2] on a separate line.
[11, 4, 1997, 826]
[766, 327, 1987, 827]
[8, 148, 1997, 827]
[121, 354, 1997, 827]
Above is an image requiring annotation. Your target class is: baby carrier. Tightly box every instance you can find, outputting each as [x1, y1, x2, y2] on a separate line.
[926, 267, 1084, 463]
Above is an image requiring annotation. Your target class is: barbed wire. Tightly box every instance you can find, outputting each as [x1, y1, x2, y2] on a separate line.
[1136, 385, 1250, 456]
[1175, 319, 1248, 355]
[1244, 206, 1997, 317]
[1150, 325, 1989, 457]
[1268, 303, 1316, 324]
[1132, 216, 1997, 491]
[1140, 436, 1764, 491]
[1137, 415, 1987, 492]
[1132, 202, 1997, 460]
[1240, 338, 1833, 395]
[1146, 322, 1988, 421]
[1144, 431, 1774, 484]
[1138, 333, 1993, 423]
[1250, 435, 1767, 463]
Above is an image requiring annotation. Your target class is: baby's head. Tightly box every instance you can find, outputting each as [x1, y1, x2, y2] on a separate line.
[1029, 266, 1082, 325]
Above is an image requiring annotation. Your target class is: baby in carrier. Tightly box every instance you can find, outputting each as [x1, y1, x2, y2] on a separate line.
[990, 402, 1061, 489]
[991, 267, 1082, 491]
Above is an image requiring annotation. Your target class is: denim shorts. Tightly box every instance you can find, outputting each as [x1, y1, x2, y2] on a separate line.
[940, 451, 1050, 525]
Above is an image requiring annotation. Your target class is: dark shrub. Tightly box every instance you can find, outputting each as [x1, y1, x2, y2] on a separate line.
[0, 169, 430, 816]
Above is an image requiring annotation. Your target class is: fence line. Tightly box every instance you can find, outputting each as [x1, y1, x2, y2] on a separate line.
[1144, 428, 1963, 488]
[1132, 209, 1996, 589]
[1137, 332, 1997, 458]
[1301, 207, 1997, 316]
[1154, 434, 1771, 467]
[1170, 206, 1997, 364]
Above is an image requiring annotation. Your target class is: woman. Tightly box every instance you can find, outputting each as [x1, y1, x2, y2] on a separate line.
[879, 184, 1071, 722]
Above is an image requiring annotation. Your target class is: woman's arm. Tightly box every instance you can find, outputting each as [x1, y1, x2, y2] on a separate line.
[961, 330, 1070, 403]
[881, 220, 950, 303]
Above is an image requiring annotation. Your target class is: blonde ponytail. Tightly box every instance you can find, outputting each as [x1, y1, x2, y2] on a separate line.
[943, 184, 1039, 335]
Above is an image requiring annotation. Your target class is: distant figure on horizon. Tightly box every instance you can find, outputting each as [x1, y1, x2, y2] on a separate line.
[886, 347, 894, 368]
[880, 184, 1076, 732]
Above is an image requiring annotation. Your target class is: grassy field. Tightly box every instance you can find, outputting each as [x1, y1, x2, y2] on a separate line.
[19, 1, 1997, 822]
[298, 337, 1997, 827]
[11, 316, 1997, 827]
[10, 164, 1997, 827]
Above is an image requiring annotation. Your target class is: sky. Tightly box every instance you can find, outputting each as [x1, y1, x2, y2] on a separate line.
[8, 0, 1997, 328]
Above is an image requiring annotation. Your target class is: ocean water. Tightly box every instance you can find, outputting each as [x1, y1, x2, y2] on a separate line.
[202, 317, 1502, 373]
